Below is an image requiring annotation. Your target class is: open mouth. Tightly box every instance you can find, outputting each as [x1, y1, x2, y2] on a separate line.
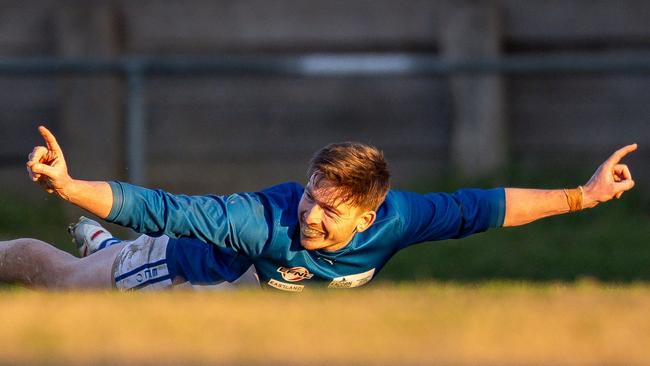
[300, 224, 325, 239]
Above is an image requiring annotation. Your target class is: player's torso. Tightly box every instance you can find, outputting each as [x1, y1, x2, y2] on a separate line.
[253, 250, 383, 292]
[252, 216, 402, 292]
[240, 183, 408, 292]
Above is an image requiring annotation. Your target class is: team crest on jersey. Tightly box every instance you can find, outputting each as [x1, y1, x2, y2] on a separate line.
[328, 268, 376, 289]
[277, 266, 314, 282]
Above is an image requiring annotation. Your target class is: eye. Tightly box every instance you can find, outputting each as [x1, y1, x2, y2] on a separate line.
[324, 208, 341, 220]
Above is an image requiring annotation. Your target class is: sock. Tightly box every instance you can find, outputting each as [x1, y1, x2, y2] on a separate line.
[87, 228, 121, 252]
[98, 238, 123, 251]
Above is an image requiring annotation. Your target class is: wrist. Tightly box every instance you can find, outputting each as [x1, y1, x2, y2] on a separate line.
[563, 187, 583, 212]
[580, 185, 599, 209]
[58, 177, 79, 201]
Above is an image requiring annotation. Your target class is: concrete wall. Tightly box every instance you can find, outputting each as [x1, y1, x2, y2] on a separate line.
[1, 0, 649, 203]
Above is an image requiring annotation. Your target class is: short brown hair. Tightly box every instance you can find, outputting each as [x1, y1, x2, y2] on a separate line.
[307, 142, 390, 210]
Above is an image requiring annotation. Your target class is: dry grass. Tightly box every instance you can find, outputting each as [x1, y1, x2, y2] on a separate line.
[1, 282, 650, 365]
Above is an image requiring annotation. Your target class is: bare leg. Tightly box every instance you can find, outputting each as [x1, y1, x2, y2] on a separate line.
[0, 238, 126, 289]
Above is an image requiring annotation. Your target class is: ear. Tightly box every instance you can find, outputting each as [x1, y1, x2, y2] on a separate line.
[356, 210, 377, 233]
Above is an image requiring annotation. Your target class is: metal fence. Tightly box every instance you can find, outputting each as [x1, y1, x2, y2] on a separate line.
[2, 53, 650, 184]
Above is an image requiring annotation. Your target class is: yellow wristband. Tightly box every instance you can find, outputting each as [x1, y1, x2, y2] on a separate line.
[564, 186, 583, 212]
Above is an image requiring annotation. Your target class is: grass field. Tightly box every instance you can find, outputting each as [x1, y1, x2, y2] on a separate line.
[2, 282, 650, 365]
[2, 173, 650, 365]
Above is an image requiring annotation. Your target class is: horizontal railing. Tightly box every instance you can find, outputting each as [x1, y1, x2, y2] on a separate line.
[3, 54, 650, 76]
[3, 53, 650, 183]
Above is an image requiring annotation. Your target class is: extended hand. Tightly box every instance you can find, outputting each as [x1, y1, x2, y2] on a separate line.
[25, 126, 73, 198]
[582, 144, 637, 208]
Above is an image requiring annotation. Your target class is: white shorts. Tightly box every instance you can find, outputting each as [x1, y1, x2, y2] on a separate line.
[112, 235, 173, 291]
[111, 235, 259, 291]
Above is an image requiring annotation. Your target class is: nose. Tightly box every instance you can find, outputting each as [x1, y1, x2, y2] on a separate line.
[303, 203, 323, 225]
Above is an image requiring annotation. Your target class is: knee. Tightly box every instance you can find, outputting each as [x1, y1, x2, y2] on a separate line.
[0, 238, 75, 288]
[2, 238, 38, 251]
[2, 238, 48, 254]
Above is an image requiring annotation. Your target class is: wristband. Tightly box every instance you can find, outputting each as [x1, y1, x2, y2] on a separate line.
[563, 186, 583, 212]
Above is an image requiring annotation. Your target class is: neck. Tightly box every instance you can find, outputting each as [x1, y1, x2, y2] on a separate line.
[322, 230, 357, 252]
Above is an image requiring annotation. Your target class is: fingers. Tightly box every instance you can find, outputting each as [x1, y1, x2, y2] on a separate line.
[613, 164, 632, 182]
[614, 177, 635, 194]
[587, 145, 637, 203]
[28, 126, 65, 183]
[38, 125, 64, 156]
[28, 145, 47, 161]
[611, 163, 634, 198]
[37, 179, 54, 194]
[26, 165, 40, 181]
[26, 146, 48, 181]
[605, 143, 637, 167]
[27, 146, 49, 165]
[29, 162, 58, 178]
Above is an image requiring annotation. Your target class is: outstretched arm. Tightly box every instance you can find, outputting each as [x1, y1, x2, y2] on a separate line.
[503, 144, 637, 227]
[25, 126, 267, 255]
[26, 126, 113, 218]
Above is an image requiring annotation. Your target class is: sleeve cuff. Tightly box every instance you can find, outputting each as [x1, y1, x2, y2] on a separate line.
[106, 181, 125, 222]
[489, 187, 506, 228]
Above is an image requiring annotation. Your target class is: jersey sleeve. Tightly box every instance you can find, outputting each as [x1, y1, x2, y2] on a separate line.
[393, 188, 505, 248]
[106, 181, 270, 257]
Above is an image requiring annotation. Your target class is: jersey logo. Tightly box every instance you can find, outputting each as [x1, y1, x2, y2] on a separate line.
[268, 279, 304, 292]
[328, 268, 376, 289]
[277, 266, 314, 282]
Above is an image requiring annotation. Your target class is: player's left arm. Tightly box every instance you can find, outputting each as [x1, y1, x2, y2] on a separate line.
[503, 144, 637, 227]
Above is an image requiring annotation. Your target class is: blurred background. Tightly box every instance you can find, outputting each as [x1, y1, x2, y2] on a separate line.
[1, 0, 649, 282]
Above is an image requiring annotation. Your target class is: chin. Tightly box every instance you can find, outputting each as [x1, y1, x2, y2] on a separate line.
[299, 237, 323, 251]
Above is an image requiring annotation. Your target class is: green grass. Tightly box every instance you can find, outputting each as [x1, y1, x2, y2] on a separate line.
[0, 194, 74, 253]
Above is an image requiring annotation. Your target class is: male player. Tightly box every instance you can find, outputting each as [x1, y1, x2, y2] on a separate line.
[0, 126, 637, 291]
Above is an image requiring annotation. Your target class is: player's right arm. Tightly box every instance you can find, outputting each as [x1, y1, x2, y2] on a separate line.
[105, 181, 269, 256]
[26, 126, 268, 256]
[26, 126, 113, 218]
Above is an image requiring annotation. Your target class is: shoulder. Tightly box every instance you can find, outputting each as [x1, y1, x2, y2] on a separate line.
[261, 181, 304, 195]
[223, 182, 303, 214]
[370, 190, 410, 229]
[259, 182, 304, 205]
[381, 189, 439, 211]
[378, 189, 455, 229]
[220, 183, 303, 256]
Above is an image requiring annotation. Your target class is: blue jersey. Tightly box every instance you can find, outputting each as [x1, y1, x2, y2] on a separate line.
[107, 181, 505, 291]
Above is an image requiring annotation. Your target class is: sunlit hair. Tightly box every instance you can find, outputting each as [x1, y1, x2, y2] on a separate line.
[307, 142, 390, 210]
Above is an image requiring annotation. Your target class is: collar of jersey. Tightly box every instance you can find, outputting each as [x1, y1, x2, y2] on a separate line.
[312, 235, 357, 259]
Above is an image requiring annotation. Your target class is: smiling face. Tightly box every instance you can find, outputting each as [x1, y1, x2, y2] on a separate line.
[299, 141, 390, 251]
[298, 174, 377, 252]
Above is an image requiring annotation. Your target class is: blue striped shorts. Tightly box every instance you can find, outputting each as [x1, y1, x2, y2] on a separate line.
[111, 235, 173, 291]
[111, 235, 260, 291]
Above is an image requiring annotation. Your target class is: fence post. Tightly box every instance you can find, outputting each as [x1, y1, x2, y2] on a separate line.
[439, 0, 507, 178]
[125, 62, 146, 186]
